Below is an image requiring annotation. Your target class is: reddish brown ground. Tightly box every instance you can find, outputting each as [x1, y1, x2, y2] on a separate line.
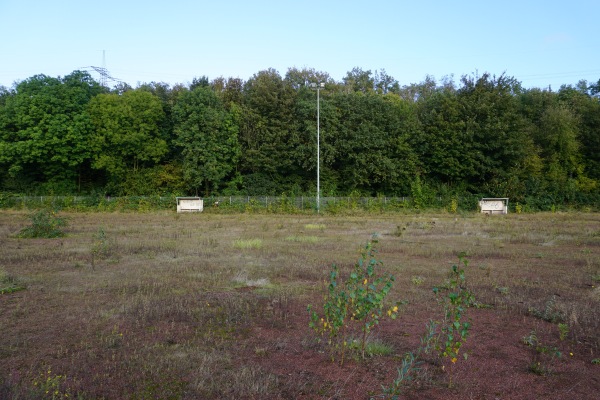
[1, 272, 598, 399]
[1, 212, 599, 399]
[230, 294, 599, 400]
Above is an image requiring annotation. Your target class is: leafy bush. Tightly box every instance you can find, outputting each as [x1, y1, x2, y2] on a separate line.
[0, 269, 25, 294]
[17, 209, 68, 238]
[308, 236, 401, 364]
[432, 253, 475, 387]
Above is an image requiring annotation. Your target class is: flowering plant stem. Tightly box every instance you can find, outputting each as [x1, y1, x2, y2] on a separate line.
[308, 235, 401, 365]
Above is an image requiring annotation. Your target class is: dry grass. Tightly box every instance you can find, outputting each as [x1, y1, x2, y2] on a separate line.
[0, 210, 599, 398]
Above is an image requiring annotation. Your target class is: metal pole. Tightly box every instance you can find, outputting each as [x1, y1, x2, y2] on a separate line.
[317, 86, 320, 214]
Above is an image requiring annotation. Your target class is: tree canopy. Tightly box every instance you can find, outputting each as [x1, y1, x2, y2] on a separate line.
[0, 67, 598, 208]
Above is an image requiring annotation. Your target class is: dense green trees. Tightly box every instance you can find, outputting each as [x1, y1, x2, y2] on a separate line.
[0, 67, 598, 209]
[0, 71, 103, 192]
[87, 90, 169, 194]
[173, 86, 240, 196]
[328, 91, 419, 195]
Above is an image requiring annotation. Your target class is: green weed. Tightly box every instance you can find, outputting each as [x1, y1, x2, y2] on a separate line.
[0, 269, 25, 294]
[362, 339, 394, 357]
[411, 276, 425, 286]
[308, 236, 401, 364]
[285, 235, 319, 243]
[523, 330, 562, 375]
[529, 295, 565, 323]
[304, 223, 326, 230]
[233, 238, 263, 249]
[448, 197, 458, 213]
[558, 323, 569, 341]
[382, 320, 437, 397]
[32, 367, 73, 399]
[392, 224, 408, 237]
[91, 227, 111, 268]
[17, 209, 68, 238]
[433, 252, 475, 387]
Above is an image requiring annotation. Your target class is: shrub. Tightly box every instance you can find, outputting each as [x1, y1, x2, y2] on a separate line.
[233, 238, 263, 249]
[17, 209, 68, 238]
[433, 252, 475, 387]
[308, 236, 401, 364]
[0, 269, 25, 294]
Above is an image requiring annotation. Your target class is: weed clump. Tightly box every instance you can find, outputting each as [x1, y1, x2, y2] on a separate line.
[233, 238, 263, 249]
[522, 331, 562, 375]
[383, 253, 475, 395]
[0, 269, 25, 294]
[17, 209, 67, 238]
[528, 295, 565, 323]
[308, 236, 402, 365]
[432, 252, 475, 387]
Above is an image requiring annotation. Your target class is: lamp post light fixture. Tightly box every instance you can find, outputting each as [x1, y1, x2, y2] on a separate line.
[309, 82, 325, 213]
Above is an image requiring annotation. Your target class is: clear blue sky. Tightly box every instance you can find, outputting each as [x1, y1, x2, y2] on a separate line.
[1, 0, 599, 90]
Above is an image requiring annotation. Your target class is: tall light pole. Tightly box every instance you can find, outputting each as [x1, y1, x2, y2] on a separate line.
[309, 82, 324, 213]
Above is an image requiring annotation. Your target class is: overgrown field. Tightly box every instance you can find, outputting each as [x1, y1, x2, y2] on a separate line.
[1, 211, 599, 399]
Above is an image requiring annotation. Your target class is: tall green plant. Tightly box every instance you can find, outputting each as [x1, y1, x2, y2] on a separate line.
[17, 209, 67, 238]
[433, 252, 475, 387]
[308, 236, 401, 365]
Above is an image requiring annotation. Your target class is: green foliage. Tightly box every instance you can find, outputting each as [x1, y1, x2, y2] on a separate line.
[515, 202, 523, 213]
[0, 72, 102, 191]
[362, 339, 394, 357]
[410, 175, 434, 209]
[0, 269, 26, 294]
[304, 223, 326, 230]
[558, 323, 569, 341]
[285, 235, 319, 243]
[457, 73, 531, 186]
[308, 236, 401, 364]
[173, 87, 240, 196]
[117, 164, 186, 196]
[528, 295, 565, 323]
[522, 330, 562, 375]
[1, 68, 600, 208]
[32, 367, 75, 399]
[232, 238, 263, 249]
[87, 90, 168, 184]
[91, 227, 111, 268]
[411, 276, 425, 286]
[0, 192, 14, 207]
[382, 320, 437, 397]
[432, 252, 475, 387]
[17, 209, 68, 238]
[327, 91, 419, 195]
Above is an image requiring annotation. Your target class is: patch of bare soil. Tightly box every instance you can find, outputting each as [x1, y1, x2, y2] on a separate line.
[232, 297, 599, 399]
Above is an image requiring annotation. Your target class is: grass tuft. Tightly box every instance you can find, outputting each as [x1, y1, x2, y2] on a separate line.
[304, 223, 326, 230]
[0, 269, 26, 294]
[285, 235, 319, 243]
[233, 238, 263, 249]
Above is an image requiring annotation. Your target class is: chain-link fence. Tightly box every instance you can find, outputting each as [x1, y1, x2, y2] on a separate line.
[0, 194, 484, 212]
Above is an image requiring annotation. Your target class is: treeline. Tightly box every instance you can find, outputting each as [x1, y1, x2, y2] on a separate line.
[1, 67, 599, 209]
